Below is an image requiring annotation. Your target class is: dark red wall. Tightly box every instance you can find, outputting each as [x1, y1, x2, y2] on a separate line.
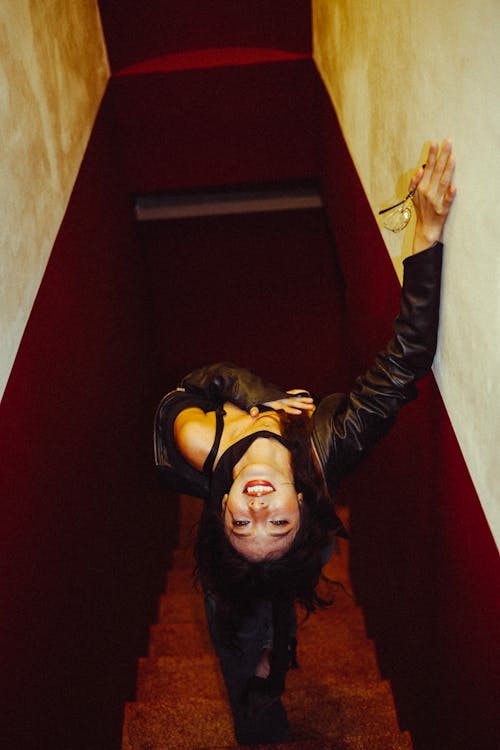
[0, 93, 173, 750]
[109, 54, 318, 194]
[141, 208, 348, 400]
[98, 0, 312, 72]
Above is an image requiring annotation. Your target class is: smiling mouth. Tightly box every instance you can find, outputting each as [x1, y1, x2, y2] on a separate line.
[243, 479, 275, 497]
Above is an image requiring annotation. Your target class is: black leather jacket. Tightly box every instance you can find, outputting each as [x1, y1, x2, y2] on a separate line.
[154, 243, 443, 518]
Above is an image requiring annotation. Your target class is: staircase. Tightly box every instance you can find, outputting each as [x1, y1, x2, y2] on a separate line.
[122, 498, 413, 750]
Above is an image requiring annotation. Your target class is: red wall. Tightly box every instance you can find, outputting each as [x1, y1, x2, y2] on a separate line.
[0, 93, 173, 750]
[98, 0, 312, 72]
[318, 82, 500, 750]
[140, 208, 348, 401]
[109, 53, 318, 193]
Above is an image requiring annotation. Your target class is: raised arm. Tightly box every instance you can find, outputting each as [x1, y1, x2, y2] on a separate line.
[313, 140, 457, 487]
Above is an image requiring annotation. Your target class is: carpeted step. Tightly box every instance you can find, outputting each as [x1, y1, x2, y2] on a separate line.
[157, 591, 206, 624]
[164, 567, 198, 594]
[205, 732, 413, 750]
[122, 695, 233, 750]
[286, 641, 381, 686]
[283, 680, 402, 738]
[149, 621, 212, 658]
[156, 589, 368, 631]
[148, 612, 371, 660]
[135, 653, 225, 702]
[137, 637, 381, 704]
[122, 681, 407, 750]
[334, 732, 413, 749]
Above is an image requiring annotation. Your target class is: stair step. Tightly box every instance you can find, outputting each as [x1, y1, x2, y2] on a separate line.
[122, 682, 405, 750]
[149, 621, 213, 658]
[136, 654, 225, 702]
[156, 590, 368, 631]
[287, 642, 381, 685]
[122, 695, 233, 750]
[205, 732, 412, 750]
[297, 605, 368, 640]
[158, 591, 206, 624]
[337, 731, 413, 749]
[164, 567, 198, 594]
[137, 635, 381, 704]
[135, 658, 380, 704]
[284, 680, 401, 738]
[148, 614, 371, 660]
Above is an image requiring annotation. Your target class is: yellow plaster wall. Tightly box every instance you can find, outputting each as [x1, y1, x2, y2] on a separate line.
[0, 0, 109, 400]
[313, 0, 500, 547]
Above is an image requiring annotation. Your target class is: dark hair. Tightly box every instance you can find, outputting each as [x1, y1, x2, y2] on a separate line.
[194, 412, 339, 641]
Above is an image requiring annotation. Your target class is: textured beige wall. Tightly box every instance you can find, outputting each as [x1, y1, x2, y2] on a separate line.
[313, 0, 500, 547]
[0, 0, 109, 400]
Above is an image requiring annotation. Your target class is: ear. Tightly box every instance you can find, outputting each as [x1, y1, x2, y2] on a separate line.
[297, 492, 304, 506]
[221, 493, 228, 513]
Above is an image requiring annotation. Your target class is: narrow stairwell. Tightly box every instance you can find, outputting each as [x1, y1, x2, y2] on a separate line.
[122, 497, 413, 750]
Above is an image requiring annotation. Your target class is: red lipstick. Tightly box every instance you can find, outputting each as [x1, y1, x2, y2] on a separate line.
[243, 479, 275, 496]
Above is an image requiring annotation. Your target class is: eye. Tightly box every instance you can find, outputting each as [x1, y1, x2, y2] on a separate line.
[233, 520, 250, 527]
[270, 520, 289, 526]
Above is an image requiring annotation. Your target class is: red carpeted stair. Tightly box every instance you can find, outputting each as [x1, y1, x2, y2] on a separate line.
[122, 498, 413, 749]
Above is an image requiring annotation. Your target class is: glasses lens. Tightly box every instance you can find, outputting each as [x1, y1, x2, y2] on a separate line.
[382, 202, 412, 233]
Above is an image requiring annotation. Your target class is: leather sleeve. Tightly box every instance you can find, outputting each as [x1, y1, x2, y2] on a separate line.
[312, 242, 443, 489]
[181, 362, 289, 411]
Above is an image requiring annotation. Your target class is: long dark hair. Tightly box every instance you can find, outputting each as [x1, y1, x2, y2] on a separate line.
[194, 411, 339, 640]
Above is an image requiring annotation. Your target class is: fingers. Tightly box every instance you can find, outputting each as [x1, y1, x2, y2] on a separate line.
[419, 141, 439, 191]
[411, 138, 457, 253]
[255, 397, 315, 416]
[422, 139, 455, 197]
[409, 165, 425, 194]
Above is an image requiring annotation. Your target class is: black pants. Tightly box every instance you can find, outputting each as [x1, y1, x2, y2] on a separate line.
[204, 594, 296, 745]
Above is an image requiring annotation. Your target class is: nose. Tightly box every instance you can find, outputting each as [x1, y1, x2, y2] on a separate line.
[248, 498, 268, 510]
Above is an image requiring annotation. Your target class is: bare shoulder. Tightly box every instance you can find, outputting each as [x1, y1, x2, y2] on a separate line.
[173, 407, 216, 470]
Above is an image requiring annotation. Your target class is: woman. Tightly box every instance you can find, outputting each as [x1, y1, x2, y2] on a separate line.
[154, 140, 456, 744]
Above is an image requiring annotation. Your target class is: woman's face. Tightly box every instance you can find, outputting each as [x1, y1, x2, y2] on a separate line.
[222, 462, 302, 561]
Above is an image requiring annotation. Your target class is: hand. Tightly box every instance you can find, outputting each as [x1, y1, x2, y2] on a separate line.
[248, 390, 314, 417]
[409, 139, 457, 254]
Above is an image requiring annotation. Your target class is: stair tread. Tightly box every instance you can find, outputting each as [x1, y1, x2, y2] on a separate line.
[283, 680, 401, 735]
[149, 610, 371, 658]
[136, 654, 226, 702]
[204, 731, 413, 749]
[157, 591, 206, 623]
[122, 695, 233, 750]
[156, 589, 366, 629]
[122, 682, 404, 750]
[137, 641, 381, 702]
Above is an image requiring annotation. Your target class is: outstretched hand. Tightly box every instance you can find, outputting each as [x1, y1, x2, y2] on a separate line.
[249, 390, 315, 417]
[410, 139, 457, 254]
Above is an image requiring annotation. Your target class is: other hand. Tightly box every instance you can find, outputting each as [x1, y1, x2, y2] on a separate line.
[410, 139, 457, 254]
[249, 390, 314, 417]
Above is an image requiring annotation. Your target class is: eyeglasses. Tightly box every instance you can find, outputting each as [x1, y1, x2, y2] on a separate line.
[378, 189, 415, 233]
[378, 164, 426, 233]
